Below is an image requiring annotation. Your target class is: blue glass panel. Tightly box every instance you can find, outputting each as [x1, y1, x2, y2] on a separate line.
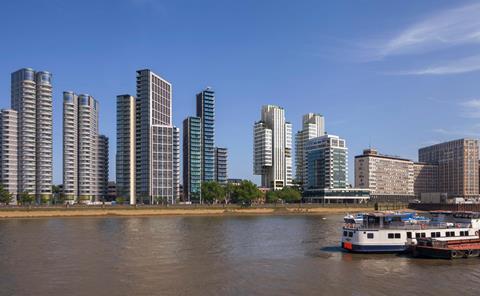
[80, 95, 89, 105]
[64, 93, 74, 103]
[24, 69, 34, 81]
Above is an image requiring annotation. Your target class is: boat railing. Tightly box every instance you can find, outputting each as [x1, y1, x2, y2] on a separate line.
[344, 222, 472, 231]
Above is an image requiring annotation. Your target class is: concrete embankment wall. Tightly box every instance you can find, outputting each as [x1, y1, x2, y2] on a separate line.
[409, 203, 480, 212]
[0, 204, 380, 218]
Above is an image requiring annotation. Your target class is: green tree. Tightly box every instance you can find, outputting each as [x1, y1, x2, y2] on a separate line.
[19, 191, 34, 205]
[201, 181, 224, 204]
[116, 196, 126, 204]
[278, 187, 302, 203]
[52, 185, 61, 194]
[0, 184, 13, 205]
[56, 193, 66, 205]
[265, 190, 280, 204]
[40, 195, 50, 205]
[223, 183, 235, 204]
[231, 180, 262, 204]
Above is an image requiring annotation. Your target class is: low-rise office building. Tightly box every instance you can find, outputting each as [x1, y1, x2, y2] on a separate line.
[355, 148, 414, 201]
[303, 134, 368, 203]
[355, 148, 440, 201]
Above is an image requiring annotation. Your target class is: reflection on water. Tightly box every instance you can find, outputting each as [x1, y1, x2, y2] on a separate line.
[0, 215, 479, 296]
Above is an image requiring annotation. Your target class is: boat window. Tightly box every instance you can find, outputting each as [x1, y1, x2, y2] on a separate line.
[415, 233, 420, 238]
[451, 232, 455, 237]
[348, 232, 353, 237]
[431, 232, 436, 238]
[343, 231, 347, 236]
[388, 233, 394, 239]
[446, 232, 450, 237]
[421, 233, 426, 238]
[395, 233, 401, 239]
[407, 232, 412, 239]
[367, 233, 374, 239]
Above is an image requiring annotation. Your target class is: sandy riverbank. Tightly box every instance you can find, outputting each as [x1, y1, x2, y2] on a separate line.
[0, 206, 378, 219]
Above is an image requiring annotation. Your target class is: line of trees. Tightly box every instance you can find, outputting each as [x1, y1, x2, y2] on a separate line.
[0, 181, 303, 206]
[200, 180, 302, 205]
[0, 185, 37, 205]
[201, 180, 263, 204]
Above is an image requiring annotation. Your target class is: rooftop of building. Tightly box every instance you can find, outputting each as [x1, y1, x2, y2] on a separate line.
[355, 148, 411, 162]
[419, 138, 478, 151]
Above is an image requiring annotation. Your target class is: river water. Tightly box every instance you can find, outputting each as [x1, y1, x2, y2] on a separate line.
[0, 215, 479, 296]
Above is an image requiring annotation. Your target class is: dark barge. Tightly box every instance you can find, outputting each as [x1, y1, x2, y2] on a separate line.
[411, 237, 480, 259]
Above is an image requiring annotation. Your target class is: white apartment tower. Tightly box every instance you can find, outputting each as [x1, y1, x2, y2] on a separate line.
[253, 105, 292, 190]
[11, 68, 52, 200]
[0, 109, 18, 201]
[135, 69, 179, 204]
[63, 92, 100, 203]
[295, 113, 325, 187]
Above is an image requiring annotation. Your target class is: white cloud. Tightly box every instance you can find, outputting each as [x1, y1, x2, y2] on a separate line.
[378, 3, 480, 58]
[392, 54, 480, 75]
[433, 123, 480, 138]
[460, 99, 480, 118]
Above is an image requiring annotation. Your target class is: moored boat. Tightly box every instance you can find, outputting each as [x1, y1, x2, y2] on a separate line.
[412, 236, 480, 259]
[341, 211, 480, 253]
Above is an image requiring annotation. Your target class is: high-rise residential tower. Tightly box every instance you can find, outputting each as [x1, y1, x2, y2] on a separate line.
[419, 139, 479, 198]
[215, 147, 228, 184]
[0, 109, 18, 202]
[295, 113, 325, 187]
[253, 105, 292, 190]
[11, 68, 52, 200]
[196, 88, 215, 182]
[135, 69, 179, 204]
[116, 95, 136, 205]
[98, 135, 109, 201]
[183, 116, 202, 202]
[63, 92, 99, 203]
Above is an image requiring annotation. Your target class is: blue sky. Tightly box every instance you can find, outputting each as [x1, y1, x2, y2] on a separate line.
[1, 0, 480, 185]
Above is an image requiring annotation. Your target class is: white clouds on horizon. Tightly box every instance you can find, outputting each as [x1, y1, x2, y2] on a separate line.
[391, 54, 480, 75]
[377, 3, 480, 58]
[459, 99, 480, 118]
[361, 3, 480, 76]
[432, 126, 480, 138]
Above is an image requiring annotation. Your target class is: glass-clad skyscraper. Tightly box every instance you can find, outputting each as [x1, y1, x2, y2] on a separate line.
[215, 147, 228, 184]
[305, 134, 348, 189]
[196, 88, 215, 182]
[183, 117, 202, 201]
[116, 95, 136, 204]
